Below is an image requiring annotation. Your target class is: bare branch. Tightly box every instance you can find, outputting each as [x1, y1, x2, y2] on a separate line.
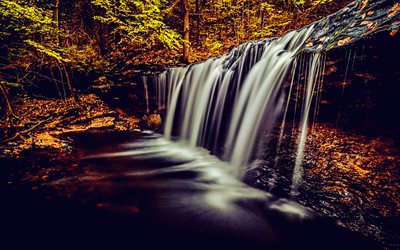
[165, 0, 181, 13]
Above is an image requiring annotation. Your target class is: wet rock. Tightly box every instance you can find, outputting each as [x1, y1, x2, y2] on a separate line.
[142, 113, 162, 131]
[148, 114, 162, 128]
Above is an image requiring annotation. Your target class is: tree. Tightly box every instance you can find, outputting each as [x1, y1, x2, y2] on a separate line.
[182, 0, 190, 63]
[0, 0, 352, 98]
[91, 0, 181, 55]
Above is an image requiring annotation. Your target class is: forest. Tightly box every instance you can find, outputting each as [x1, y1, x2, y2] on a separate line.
[0, 0, 399, 250]
[0, 0, 351, 87]
[0, 0, 354, 149]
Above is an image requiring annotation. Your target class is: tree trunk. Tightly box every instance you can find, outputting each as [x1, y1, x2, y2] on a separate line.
[54, 0, 60, 45]
[0, 82, 19, 119]
[182, 0, 190, 64]
[62, 64, 77, 103]
[195, 0, 201, 44]
[260, 0, 264, 30]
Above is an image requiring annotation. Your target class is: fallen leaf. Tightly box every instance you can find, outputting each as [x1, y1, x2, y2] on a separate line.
[367, 10, 374, 16]
[361, 13, 367, 19]
[337, 37, 352, 46]
[354, 72, 377, 82]
[388, 3, 400, 18]
[339, 81, 351, 87]
[306, 42, 313, 47]
[319, 36, 328, 42]
[366, 22, 377, 32]
[360, 21, 372, 26]
[317, 44, 323, 50]
[360, 0, 368, 11]
[390, 28, 399, 36]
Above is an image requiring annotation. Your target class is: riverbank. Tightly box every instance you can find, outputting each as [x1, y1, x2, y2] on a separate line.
[0, 93, 143, 157]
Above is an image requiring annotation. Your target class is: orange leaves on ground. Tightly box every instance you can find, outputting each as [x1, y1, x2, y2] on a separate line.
[388, 3, 400, 18]
[0, 94, 141, 156]
[337, 36, 352, 46]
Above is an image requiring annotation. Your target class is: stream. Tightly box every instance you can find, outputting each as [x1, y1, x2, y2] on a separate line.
[0, 130, 386, 249]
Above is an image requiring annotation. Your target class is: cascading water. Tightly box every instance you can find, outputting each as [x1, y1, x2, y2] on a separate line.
[155, 67, 188, 114]
[141, 76, 150, 114]
[155, 24, 322, 191]
[291, 53, 322, 195]
[153, 0, 400, 194]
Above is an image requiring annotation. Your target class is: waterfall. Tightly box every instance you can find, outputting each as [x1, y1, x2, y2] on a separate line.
[155, 24, 322, 183]
[225, 28, 315, 178]
[155, 67, 188, 114]
[291, 53, 322, 195]
[142, 76, 150, 114]
[150, 0, 398, 193]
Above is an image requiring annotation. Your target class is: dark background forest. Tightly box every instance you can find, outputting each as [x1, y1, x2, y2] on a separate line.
[0, 0, 352, 98]
[0, 0, 354, 150]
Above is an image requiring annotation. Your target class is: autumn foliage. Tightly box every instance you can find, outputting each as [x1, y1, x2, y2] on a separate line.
[0, 0, 354, 111]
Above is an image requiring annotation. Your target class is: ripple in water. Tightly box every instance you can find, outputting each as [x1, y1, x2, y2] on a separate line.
[42, 131, 379, 249]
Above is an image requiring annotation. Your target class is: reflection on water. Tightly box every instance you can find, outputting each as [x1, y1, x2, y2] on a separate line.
[31, 131, 376, 249]
[249, 123, 399, 249]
